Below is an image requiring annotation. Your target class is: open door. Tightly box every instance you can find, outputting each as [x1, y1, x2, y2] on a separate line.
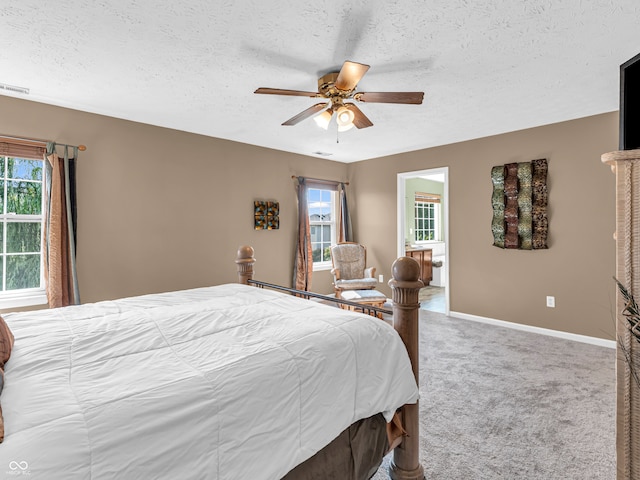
[397, 167, 449, 314]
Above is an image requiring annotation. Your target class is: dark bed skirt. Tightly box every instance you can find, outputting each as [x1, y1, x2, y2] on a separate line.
[282, 413, 389, 480]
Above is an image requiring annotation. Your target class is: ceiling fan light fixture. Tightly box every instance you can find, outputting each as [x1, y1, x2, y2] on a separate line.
[254, 59, 423, 130]
[337, 122, 355, 132]
[313, 109, 333, 130]
[335, 106, 355, 128]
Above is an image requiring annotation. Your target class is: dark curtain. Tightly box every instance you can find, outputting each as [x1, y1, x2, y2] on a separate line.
[338, 182, 352, 243]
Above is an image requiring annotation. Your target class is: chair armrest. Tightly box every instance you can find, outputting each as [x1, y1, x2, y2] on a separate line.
[331, 268, 341, 281]
[364, 267, 376, 278]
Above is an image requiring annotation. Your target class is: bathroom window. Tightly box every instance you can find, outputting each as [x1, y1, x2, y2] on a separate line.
[414, 192, 440, 242]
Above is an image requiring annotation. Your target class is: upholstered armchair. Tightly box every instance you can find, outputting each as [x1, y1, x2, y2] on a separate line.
[330, 242, 378, 298]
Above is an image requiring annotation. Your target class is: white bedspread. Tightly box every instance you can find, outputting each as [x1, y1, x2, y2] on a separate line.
[0, 284, 418, 479]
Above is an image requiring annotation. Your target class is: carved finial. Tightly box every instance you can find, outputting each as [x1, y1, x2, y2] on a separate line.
[236, 246, 256, 285]
[390, 257, 423, 293]
[391, 256, 421, 283]
[236, 245, 254, 261]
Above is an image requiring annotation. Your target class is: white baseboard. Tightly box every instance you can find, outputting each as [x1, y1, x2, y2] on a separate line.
[449, 311, 616, 349]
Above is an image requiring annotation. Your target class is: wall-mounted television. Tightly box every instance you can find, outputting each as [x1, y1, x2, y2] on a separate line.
[621, 52, 640, 150]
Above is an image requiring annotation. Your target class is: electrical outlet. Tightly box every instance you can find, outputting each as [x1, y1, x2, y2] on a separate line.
[546, 296, 555, 308]
[378, 274, 384, 283]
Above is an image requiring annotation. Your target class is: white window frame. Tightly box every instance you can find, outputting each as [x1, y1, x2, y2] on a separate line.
[414, 200, 440, 243]
[0, 155, 47, 309]
[308, 188, 338, 271]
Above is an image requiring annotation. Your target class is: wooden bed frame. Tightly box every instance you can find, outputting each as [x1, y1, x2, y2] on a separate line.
[236, 246, 425, 480]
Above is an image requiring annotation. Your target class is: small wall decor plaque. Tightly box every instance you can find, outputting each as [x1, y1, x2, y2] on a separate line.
[491, 158, 547, 249]
[254, 201, 279, 230]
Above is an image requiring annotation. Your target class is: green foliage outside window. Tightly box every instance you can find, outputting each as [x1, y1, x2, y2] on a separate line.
[415, 230, 435, 241]
[7, 222, 41, 253]
[0, 157, 44, 292]
[3, 255, 41, 290]
[312, 246, 332, 263]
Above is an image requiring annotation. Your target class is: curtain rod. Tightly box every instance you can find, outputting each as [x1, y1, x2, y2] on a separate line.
[0, 134, 87, 151]
[291, 175, 349, 186]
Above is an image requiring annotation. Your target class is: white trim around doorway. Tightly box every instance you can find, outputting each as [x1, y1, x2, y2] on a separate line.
[397, 167, 450, 314]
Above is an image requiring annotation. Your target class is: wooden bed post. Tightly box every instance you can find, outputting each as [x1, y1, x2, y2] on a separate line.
[388, 256, 425, 480]
[236, 245, 256, 285]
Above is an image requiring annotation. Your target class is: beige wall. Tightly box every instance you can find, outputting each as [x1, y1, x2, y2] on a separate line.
[349, 112, 618, 339]
[0, 96, 345, 303]
[0, 96, 618, 339]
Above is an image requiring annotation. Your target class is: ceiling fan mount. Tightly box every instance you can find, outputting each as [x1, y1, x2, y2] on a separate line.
[255, 60, 424, 131]
[317, 72, 344, 97]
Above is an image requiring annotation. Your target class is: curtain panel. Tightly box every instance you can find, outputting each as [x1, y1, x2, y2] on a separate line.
[338, 182, 353, 243]
[293, 177, 313, 291]
[44, 143, 80, 307]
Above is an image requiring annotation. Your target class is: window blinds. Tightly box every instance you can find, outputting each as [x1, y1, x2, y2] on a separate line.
[0, 138, 46, 160]
[415, 192, 441, 203]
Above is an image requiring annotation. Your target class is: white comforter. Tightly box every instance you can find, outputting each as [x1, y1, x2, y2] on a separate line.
[0, 284, 418, 479]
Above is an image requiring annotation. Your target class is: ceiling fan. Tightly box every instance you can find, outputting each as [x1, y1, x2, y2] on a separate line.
[254, 60, 424, 131]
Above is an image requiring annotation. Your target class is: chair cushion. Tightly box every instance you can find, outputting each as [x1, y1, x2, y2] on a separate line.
[331, 244, 366, 280]
[335, 278, 378, 290]
[340, 290, 386, 302]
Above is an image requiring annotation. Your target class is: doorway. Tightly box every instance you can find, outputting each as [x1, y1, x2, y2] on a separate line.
[397, 167, 449, 314]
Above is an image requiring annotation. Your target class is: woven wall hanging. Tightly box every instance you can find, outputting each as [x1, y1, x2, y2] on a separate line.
[491, 158, 548, 249]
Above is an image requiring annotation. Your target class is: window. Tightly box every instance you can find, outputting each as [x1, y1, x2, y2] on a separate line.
[0, 155, 46, 307]
[308, 187, 337, 269]
[414, 192, 440, 242]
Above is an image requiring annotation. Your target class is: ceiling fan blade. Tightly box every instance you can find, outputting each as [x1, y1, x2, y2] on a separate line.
[255, 87, 320, 97]
[356, 91, 424, 104]
[282, 103, 329, 126]
[334, 61, 370, 91]
[345, 103, 373, 129]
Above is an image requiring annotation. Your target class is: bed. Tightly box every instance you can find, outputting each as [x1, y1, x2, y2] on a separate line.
[0, 246, 425, 479]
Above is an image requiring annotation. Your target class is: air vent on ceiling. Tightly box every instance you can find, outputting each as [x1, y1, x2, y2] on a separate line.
[312, 151, 333, 156]
[0, 83, 30, 95]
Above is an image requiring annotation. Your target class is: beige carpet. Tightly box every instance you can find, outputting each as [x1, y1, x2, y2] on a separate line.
[372, 310, 615, 479]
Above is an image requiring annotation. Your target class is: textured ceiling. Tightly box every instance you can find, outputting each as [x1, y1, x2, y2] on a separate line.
[1, 1, 639, 163]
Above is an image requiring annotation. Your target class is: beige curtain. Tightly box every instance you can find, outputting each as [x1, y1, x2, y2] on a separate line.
[44, 144, 79, 307]
[293, 177, 313, 291]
